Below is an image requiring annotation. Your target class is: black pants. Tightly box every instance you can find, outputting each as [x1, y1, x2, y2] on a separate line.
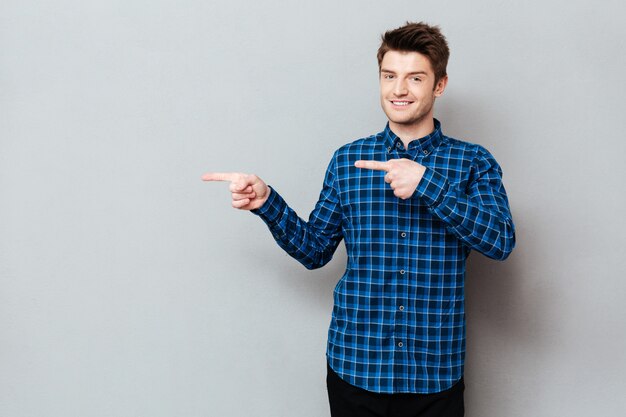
[326, 362, 465, 417]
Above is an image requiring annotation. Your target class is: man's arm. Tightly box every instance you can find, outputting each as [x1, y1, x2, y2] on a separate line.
[202, 152, 344, 269]
[412, 146, 516, 260]
[355, 146, 516, 261]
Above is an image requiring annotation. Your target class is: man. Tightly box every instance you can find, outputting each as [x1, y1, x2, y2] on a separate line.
[203, 21, 515, 417]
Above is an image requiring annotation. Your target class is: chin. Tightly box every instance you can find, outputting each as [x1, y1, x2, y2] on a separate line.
[388, 114, 415, 124]
[383, 110, 408, 123]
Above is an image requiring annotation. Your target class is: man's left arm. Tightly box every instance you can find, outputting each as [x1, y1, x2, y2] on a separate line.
[355, 146, 516, 261]
[414, 146, 516, 260]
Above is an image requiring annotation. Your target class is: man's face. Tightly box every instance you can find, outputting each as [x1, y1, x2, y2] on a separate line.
[379, 50, 447, 129]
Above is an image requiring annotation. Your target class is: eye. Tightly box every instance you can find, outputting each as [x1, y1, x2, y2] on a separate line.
[383, 74, 394, 79]
[412, 77, 422, 82]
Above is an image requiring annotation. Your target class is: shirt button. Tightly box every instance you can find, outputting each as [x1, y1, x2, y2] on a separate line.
[387, 146, 392, 152]
[400, 232, 406, 238]
[399, 269, 405, 275]
[423, 149, 429, 155]
[398, 341, 404, 348]
[399, 305, 404, 311]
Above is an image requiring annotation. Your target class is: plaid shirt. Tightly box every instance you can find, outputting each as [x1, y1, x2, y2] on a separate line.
[251, 118, 516, 393]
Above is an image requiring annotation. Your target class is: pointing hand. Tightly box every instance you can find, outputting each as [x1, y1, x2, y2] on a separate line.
[201, 172, 270, 210]
[354, 158, 426, 200]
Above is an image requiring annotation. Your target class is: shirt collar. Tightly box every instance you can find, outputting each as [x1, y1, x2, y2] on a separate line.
[383, 117, 445, 156]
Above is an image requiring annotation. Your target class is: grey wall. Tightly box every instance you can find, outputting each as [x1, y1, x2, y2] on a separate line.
[2, 0, 625, 416]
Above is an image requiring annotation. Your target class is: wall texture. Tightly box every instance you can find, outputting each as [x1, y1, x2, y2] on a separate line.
[1, 0, 625, 416]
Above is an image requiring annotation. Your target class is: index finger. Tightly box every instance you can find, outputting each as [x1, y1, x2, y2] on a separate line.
[354, 160, 389, 172]
[201, 172, 240, 182]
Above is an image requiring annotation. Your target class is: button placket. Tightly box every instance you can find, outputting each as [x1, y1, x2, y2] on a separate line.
[395, 196, 410, 354]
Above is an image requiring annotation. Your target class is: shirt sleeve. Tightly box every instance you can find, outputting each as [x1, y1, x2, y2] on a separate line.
[250, 152, 344, 269]
[412, 145, 516, 260]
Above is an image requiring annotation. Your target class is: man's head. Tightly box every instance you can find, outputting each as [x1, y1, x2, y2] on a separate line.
[377, 22, 450, 133]
[377, 21, 449, 89]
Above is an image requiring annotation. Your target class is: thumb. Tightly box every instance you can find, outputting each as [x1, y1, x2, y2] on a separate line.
[237, 174, 260, 191]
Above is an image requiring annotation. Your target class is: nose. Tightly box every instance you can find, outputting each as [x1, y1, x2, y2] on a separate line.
[393, 79, 408, 96]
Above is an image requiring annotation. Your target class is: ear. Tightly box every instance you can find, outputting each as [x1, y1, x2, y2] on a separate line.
[434, 75, 448, 97]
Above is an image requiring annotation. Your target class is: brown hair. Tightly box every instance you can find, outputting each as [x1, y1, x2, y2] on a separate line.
[377, 21, 450, 88]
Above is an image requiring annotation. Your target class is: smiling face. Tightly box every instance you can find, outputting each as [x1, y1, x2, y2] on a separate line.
[379, 50, 448, 136]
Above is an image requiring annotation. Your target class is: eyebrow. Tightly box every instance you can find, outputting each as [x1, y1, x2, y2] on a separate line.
[380, 69, 428, 76]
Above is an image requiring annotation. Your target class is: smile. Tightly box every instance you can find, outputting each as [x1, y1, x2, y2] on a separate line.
[390, 100, 413, 106]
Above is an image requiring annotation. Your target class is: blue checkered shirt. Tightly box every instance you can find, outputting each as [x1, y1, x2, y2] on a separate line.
[251, 118, 516, 393]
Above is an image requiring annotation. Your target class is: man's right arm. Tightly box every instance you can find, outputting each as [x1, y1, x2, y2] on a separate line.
[202, 152, 344, 270]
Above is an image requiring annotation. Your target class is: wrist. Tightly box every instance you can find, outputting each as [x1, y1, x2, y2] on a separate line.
[257, 186, 272, 208]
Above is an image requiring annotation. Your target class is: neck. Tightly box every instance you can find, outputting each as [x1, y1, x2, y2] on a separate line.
[389, 116, 435, 148]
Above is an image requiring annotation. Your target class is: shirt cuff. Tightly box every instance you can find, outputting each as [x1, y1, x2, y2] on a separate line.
[412, 167, 449, 207]
[250, 185, 285, 223]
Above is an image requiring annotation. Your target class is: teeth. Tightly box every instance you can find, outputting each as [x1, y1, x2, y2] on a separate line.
[392, 101, 411, 106]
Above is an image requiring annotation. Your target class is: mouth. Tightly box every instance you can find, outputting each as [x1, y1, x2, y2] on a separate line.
[389, 100, 414, 107]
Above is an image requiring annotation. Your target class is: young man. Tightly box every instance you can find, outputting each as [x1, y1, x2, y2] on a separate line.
[203, 21, 515, 417]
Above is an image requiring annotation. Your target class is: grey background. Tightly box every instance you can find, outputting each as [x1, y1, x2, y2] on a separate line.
[1, 0, 625, 416]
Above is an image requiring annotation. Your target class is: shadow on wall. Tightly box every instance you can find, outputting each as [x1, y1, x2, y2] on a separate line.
[442, 89, 544, 411]
[463, 230, 542, 414]
[465, 248, 528, 349]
